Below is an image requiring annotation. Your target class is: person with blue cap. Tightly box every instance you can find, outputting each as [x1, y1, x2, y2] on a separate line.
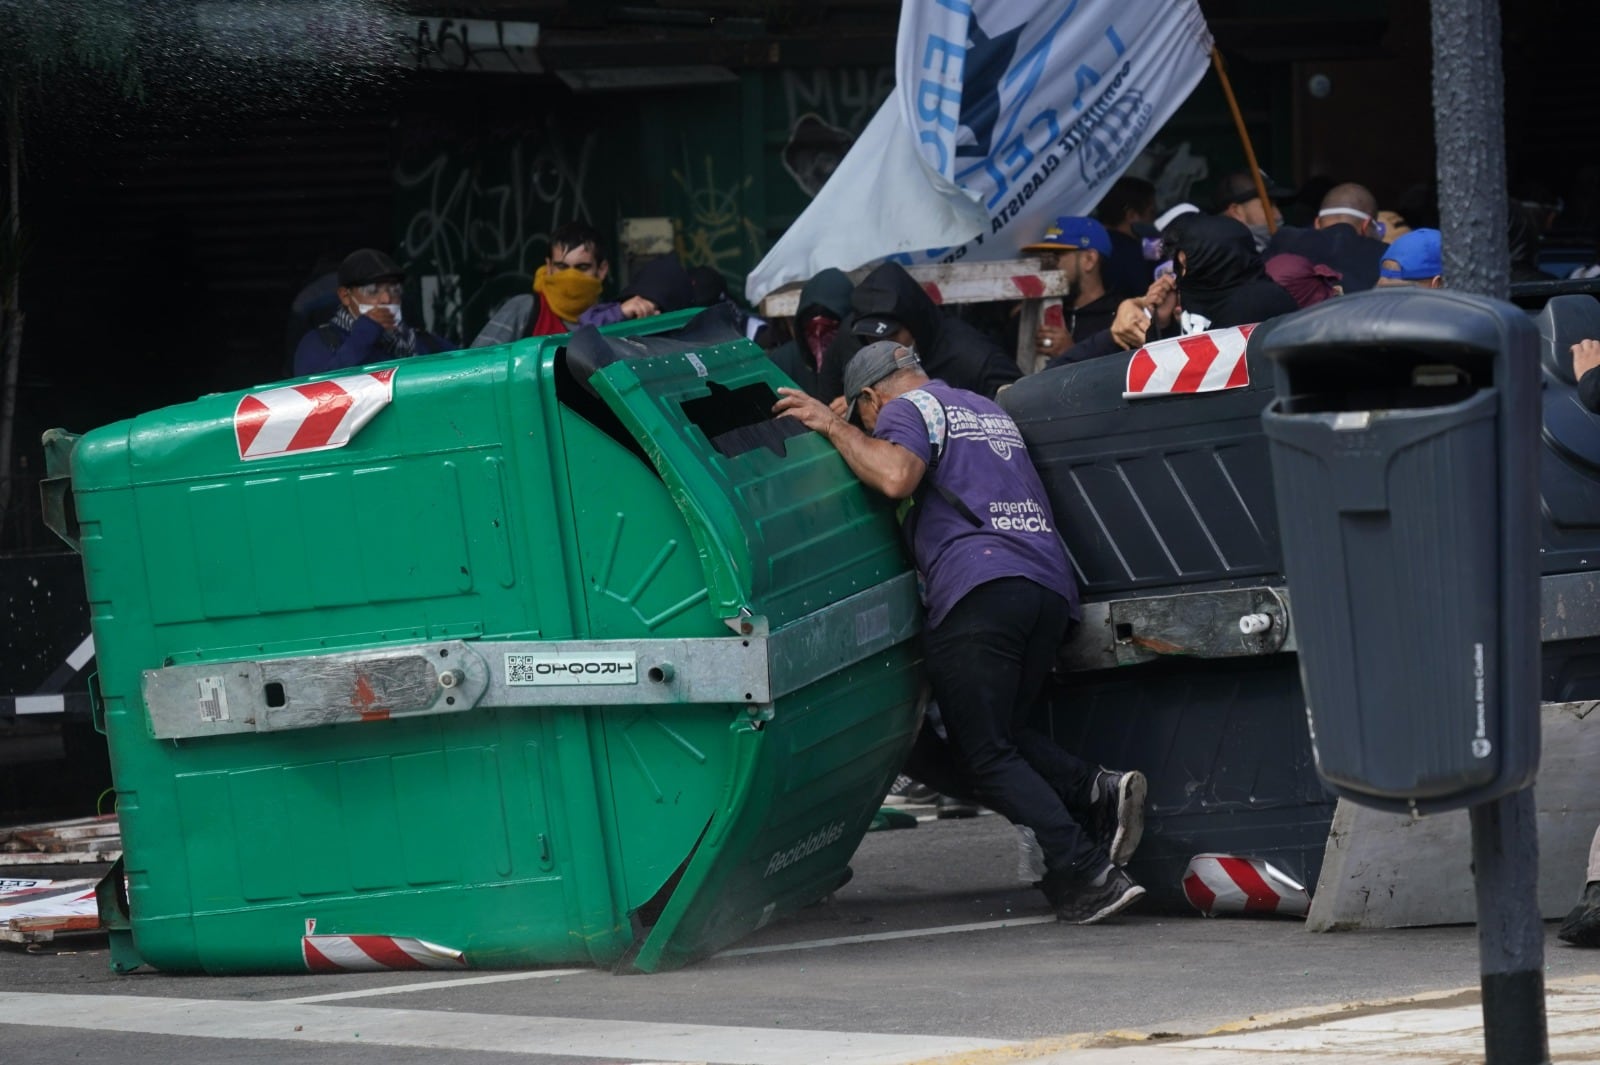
[1376, 228, 1444, 288]
[1022, 216, 1128, 363]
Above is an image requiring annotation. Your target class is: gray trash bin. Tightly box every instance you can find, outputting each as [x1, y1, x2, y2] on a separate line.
[1255, 288, 1541, 814]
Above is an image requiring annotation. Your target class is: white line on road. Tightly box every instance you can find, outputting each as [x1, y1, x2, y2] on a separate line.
[717, 915, 1056, 957]
[281, 967, 591, 1004]
[0, 992, 1015, 1065]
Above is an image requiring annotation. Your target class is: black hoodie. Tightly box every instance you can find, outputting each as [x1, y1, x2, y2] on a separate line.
[1167, 215, 1299, 329]
[827, 262, 1021, 399]
[768, 268, 854, 400]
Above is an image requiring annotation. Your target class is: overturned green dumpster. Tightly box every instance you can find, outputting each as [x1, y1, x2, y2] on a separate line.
[46, 305, 923, 974]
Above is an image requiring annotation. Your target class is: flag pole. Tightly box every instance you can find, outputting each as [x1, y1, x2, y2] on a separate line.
[1210, 47, 1278, 234]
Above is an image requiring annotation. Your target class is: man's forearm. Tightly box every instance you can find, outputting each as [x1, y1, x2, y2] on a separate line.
[818, 419, 925, 500]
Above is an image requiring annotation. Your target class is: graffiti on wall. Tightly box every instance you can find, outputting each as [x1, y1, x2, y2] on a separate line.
[395, 128, 595, 340]
[410, 18, 542, 74]
[672, 151, 764, 283]
[779, 67, 893, 200]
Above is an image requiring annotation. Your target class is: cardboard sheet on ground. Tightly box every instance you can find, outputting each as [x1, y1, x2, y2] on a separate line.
[0, 879, 100, 927]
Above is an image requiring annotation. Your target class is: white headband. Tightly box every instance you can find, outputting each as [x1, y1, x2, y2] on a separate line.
[1318, 207, 1373, 223]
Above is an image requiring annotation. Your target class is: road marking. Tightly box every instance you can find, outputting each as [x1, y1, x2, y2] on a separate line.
[0, 992, 1015, 1065]
[281, 967, 590, 1003]
[717, 915, 1056, 958]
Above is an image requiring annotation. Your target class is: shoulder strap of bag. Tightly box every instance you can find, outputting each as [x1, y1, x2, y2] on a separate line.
[899, 388, 983, 528]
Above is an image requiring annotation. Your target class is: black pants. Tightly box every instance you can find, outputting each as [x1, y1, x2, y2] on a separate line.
[909, 577, 1102, 875]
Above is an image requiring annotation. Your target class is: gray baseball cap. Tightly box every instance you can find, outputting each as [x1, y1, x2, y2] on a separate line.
[843, 341, 921, 423]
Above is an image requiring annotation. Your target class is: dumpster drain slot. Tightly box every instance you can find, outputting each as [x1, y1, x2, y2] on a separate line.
[264, 682, 287, 708]
[681, 381, 810, 459]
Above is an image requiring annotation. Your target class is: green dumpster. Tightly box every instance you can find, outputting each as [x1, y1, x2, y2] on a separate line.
[47, 306, 923, 975]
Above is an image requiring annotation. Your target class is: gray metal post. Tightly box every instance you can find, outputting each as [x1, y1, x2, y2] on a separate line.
[1431, 2, 1549, 1063]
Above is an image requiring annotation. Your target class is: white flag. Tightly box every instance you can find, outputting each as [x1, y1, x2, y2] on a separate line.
[746, 0, 1212, 304]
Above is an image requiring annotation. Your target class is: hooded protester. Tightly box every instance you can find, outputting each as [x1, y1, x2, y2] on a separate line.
[835, 261, 1021, 400]
[580, 253, 695, 327]
[1264, 253, 1342, 308]
[1164, 214, 1299, 332]
[767, 268, 853, 401]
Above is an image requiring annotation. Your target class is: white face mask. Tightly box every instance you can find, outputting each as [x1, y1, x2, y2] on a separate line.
[356, 303, 403, 328]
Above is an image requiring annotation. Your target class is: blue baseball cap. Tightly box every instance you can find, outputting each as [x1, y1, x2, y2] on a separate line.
[1379, 228, 1443, 281]
[1024, 215, 1112, 256]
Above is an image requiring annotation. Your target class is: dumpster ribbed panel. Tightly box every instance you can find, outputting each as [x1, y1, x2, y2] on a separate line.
[588, 340, 907, 627]
[629, 646, 922, 973]
[1000, 351, 1283, 599]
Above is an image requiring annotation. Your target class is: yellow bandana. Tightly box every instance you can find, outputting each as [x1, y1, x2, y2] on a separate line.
[533, 265, 603, 323]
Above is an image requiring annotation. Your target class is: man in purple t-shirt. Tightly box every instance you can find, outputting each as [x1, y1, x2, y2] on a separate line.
[774, 340, 1148, 925]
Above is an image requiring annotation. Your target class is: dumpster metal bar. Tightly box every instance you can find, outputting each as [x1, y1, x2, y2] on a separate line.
[141, 574, 920, 740]
[1056, 572, 1600, 674]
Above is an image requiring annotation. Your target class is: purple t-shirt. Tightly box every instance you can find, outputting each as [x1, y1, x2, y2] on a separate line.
[873, 380, 1079, 627]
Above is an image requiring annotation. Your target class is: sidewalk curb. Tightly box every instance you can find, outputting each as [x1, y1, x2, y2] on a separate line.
[904, 972, 1600, 1064]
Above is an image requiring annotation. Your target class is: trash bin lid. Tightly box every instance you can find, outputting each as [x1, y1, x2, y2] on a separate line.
[1252, 288, 1526, 375]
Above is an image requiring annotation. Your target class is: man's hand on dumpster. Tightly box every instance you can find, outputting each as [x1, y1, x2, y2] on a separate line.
[620, 295, 661, 320]
[774, 386, 844, 437]
[1573, 339, 1600, 380]
[775, 387, 927, 499]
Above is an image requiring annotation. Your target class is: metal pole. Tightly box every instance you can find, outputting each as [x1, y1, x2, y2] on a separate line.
[1431, 2, 1549, 1063]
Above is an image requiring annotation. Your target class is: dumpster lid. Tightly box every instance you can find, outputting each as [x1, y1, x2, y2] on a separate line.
[565, 303, 746, 397]
[567, 304, 904, 628]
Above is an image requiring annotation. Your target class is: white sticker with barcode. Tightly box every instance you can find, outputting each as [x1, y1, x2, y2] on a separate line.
[684, 352, 709, 378]
[505, 653, 639, 686]
[198, 676, 230, 722]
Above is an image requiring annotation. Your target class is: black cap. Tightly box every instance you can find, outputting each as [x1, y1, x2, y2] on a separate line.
[338, 249, 406, 287]
[852, 314, 901, 339]
[1215, 170, 1295, 208]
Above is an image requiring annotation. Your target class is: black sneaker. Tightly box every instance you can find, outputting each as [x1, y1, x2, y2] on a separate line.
[1559, 881, 1600, 947]
[884, 774, 938, 806]
[935, 794, 980, 819]
[1044, 862, 1146, 925]
[1085, 768, 1146, 867]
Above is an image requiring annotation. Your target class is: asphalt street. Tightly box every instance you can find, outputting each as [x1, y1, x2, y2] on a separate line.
[3, 811, 1596, 1064]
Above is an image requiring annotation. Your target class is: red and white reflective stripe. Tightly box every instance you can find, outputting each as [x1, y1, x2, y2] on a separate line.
[1124, 324, 1256, 399]
[1182, 853, 1310, 917]
[234, 368, 396, 461]
[302, 934, 467, 973]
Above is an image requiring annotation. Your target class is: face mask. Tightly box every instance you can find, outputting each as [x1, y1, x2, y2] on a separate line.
[534, 266, 604, 322]
[803, 315, 840, 371]
[357, 303, 403, 328]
